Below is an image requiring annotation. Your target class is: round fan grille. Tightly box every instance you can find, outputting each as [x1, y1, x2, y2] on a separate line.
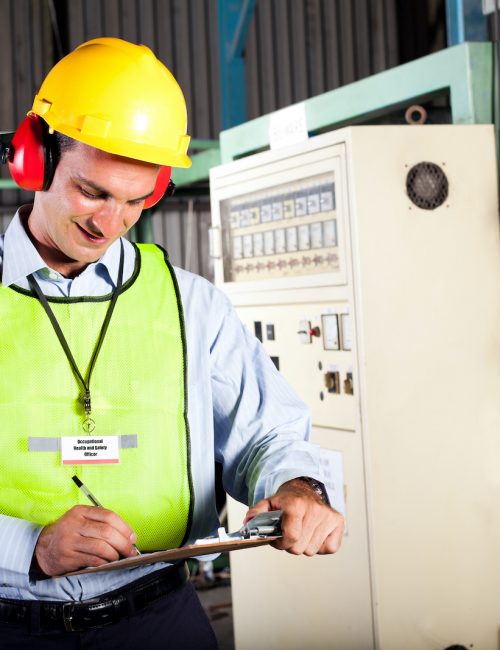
[406, 162, 448, 210]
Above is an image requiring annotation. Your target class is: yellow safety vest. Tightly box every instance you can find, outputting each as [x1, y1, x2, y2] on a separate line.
[0, 244, 192, 551]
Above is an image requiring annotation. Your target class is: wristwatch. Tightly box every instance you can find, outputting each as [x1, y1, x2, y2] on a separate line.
[296, 476, 331, 506]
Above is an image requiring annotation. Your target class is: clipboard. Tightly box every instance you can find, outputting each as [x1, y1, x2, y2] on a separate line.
[63, 510, 282, 577]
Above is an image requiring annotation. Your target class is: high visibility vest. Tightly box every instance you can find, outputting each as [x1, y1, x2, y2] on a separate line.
[0, 244, 192, 551]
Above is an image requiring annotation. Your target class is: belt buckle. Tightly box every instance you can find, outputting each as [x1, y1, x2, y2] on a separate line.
[62, 602, 80, 633]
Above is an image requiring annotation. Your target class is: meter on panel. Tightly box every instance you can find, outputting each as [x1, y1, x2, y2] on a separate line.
[310, 222, 324, 249]
[324, 219, 337, 247]
[298, 224, 311, 251]
[260, 201, 272, 223]
[272, 199, 284, 221]
[242, 234, 253, 258]
[253, 232, 264, 257]
[275, 228, 286, 254]
[286, 227, 298, 252]
[232, 236, 243, 260]
[264, 230, 275, 255]
[307, 186, 321, 214]
[321, 313, 340, 351]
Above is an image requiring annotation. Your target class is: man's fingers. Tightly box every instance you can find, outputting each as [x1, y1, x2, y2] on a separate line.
[242, 498, 272, 524]
[318, 520, 344, 555]
[244, 483, 345, 557]
[78, 505, 135, 539]
[70, 550, 115, 569]
[78, 515, 136, 558]
[34, 504, 139, 576]
[272, 496, 345, 556]
[73, 535, 121, 563]
[273, 508, 307, 553]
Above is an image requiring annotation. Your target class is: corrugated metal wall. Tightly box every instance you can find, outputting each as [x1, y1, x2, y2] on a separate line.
[246, 0, 399, 119]
[150, 199, 213, 278]
[0, 0, 53, 210]
[0, 0, 434, 281]
[64, 0, 221, 142]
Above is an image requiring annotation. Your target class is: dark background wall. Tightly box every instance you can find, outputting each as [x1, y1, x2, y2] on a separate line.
[0, 0, 447, 276]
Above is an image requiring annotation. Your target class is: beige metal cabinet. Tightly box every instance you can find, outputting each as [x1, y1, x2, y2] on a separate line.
[209, 126, 500, 650]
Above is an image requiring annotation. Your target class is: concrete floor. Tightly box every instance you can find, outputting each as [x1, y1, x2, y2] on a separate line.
[194, 573, 235, 650]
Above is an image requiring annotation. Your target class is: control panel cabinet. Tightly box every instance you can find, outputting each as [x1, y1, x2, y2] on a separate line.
[209, 126, 500, 650]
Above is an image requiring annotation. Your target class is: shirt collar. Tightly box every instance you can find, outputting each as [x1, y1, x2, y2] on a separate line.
[2, 205, 123, 289]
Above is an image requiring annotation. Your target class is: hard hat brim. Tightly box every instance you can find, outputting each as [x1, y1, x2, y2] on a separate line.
[53, 123, 192, 169]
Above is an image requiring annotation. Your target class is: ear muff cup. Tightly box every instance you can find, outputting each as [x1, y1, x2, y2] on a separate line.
[144, 165, 172, 209]
[8, 114, 58, 192]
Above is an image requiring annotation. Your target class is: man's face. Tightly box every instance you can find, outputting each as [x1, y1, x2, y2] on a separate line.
[28, 141, 159, 271]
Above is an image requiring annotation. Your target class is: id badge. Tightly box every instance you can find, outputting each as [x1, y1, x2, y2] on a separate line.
[61, 435, 120, 465]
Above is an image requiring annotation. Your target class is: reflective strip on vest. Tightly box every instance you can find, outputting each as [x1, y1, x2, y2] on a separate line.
[0, 244, 192, 551]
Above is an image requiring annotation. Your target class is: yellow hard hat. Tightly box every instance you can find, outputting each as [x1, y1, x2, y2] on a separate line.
[31, 37, 191, 168]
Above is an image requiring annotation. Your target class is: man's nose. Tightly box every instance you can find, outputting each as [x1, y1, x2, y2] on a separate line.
[89, 201, 125, 237]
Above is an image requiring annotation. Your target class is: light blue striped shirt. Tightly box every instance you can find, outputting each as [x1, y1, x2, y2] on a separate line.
[0, 206, 320, 602]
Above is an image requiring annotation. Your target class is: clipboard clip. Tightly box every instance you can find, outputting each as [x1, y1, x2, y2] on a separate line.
[194, 510, 282, 545]
[238, 510, 282, 539]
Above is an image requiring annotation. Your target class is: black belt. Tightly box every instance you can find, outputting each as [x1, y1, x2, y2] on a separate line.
[0, 562, 189, 633]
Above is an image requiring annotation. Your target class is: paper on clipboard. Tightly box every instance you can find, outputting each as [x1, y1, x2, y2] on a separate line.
[320, 448, 345, 516]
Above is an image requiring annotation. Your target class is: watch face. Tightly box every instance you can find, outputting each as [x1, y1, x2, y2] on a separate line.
[297, 477, 330, 506]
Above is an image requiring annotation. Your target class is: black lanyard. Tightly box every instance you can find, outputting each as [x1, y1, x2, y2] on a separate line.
[27, 240, 125, 433]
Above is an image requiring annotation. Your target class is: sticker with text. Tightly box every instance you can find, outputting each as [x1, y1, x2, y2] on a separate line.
[61, 436, 120, 465]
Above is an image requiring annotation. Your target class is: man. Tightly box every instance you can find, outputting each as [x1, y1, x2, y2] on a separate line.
[0, 37, 344, 648]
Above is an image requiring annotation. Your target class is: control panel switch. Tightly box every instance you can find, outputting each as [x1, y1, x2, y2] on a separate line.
[323, 371, 340, 394]
[297, 319, 312, 344]
[344, 372, 354, 395]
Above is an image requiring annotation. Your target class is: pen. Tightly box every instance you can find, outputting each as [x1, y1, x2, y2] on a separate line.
[72, 475, 102, 507]
[72, 475, 141, 555]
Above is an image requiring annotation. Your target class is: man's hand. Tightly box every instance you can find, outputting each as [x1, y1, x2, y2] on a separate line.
[34, 505, 139, 576]
[243, 478, 344, 556]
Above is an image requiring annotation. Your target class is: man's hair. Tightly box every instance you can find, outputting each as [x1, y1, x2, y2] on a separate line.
[54, 131, 76, 156]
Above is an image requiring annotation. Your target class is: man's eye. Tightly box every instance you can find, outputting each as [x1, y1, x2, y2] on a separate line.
[80, 187, 102, 200]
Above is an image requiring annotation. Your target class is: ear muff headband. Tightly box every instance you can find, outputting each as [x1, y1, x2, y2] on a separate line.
[8, 114, 57, 192]
[6, 114, 174, 206]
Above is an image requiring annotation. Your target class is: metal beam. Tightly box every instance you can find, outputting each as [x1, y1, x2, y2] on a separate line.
[189, 139, 220, 151]
[446, 0, 488, 45]
[219, 42, 494, 163]
[229, 0, 256, 59]
[172, 148, 221, 188]
[217, 0, 256, 130]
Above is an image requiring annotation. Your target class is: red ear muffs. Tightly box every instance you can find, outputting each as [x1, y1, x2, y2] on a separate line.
[8, 114, 57, 191]
[7, 115, 175, 205]
[144, 165, 175, 209]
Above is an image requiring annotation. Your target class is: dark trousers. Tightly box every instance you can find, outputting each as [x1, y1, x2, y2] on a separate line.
[0, 582, 218, 650]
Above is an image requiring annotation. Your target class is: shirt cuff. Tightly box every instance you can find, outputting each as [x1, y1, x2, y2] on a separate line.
[0, 515, 43, 589]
